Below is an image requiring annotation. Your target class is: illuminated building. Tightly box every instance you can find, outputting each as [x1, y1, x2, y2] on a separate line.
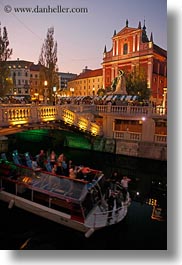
[67, 67, 103, 96]
[6, 59, 33, 98]
[102, 20, 167, 104]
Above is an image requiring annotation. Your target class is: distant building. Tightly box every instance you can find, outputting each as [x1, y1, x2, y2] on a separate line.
[102, 20, 167, 104]
[67, 67, 103, 96]
[29, 63, 42, 101]
[58, 72, 77, 96]
[6, 59, 33, 98]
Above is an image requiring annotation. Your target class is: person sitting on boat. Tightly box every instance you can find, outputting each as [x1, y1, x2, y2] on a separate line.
[56, 159, 64, 176]
[69, 168, 77, 179]
[37, 149, 46, 170]
[49, 150, 57, 168]
[75, 166, 84, 180]
[32, 158, 41, 171]
[51, 164, 57, 175]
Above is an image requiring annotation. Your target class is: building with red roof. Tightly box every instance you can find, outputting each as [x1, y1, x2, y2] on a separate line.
[67, 66, 103, 97]
[102, 20, 167, 104]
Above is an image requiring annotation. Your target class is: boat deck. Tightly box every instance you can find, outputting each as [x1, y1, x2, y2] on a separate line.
[85, 197, 130, 229]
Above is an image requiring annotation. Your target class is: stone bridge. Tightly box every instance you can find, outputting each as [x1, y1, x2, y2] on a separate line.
[0, 104, 167, 136]
[0, 104, 101, 136]
[0, 103, 167, 160]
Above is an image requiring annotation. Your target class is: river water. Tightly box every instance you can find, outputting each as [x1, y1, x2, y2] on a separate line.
[0, 131, 167, 250]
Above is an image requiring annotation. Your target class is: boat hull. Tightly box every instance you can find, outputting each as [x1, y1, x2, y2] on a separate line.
[0, 190, 88, 233]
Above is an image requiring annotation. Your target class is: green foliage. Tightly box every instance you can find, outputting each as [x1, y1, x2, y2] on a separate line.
[0, 24, 13, 97]
[97, 88, 106, 96]
[125, 67, 151, 100]
[39, 27, 59, 102]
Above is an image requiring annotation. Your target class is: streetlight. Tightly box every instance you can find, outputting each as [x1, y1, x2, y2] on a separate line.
[92, 87, 95, 97]
[53, 86, 57, 105]
[34, 93, 39, 103]
[44, 80, 48, 104]
[70, 87, 74, 97]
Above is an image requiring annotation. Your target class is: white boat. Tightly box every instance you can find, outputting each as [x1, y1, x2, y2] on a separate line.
[0, 155, 131, 238]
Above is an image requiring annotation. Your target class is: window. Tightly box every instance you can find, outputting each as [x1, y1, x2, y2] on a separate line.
[123, 43, 128, 55]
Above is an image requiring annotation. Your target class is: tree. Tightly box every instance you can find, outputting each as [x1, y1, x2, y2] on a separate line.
[97, 88, 106, 96]
[125, 67, 151, 100]
[39, 27, 59, 103]
[0, 24, 13, 97]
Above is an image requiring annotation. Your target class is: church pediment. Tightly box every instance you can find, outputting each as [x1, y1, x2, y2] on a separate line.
[114, 27, 140, 38]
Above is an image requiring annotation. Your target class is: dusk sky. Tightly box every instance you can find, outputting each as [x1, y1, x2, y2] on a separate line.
[0, 0, 167, 74]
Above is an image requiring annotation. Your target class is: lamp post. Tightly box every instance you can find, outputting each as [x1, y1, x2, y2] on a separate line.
[53, 86, 57, 105]
[70, 87, 74, 97]
[92, 87, 95, 97]
[34, 93, 39, 104]
[44, 80, 48, 104]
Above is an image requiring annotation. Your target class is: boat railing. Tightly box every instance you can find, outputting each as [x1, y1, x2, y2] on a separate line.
[85, 195, 131, 229]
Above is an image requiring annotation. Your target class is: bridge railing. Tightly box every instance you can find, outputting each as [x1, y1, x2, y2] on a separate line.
[95, 105, 167, 116]
[113, 130, 167, 144]
[0, 105, 102, 136]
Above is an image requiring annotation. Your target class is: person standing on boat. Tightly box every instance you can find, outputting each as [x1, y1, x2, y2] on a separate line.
[107, 188, 115, 222]
[110, 171, 119, 191]
[121, 176, 131, 201]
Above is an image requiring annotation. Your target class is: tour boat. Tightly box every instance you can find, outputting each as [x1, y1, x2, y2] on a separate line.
[0, 152, 131, 238]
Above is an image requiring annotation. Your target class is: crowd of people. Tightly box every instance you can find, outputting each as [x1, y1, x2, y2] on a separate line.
[12, 148, 132, 219]
[0, 95, 157, 108]
[32, 149, 97, 182]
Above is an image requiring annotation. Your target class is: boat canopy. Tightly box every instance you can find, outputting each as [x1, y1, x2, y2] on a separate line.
[0, 159, 103, 204]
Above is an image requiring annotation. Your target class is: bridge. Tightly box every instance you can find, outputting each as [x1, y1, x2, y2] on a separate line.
[0, 104, 101, 137]
[0, 103, 167, 137]
[0, 103, 167, 160]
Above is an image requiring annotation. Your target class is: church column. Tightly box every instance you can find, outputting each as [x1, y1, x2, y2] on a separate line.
[116, 40, 119, 55]
[111, 66, 115, 82]
[115, 65, 118, 78]
[103, 68, 106, 89]
[137, 34, 140, 51]
[133, 35, 136, 52]
[147, 58, 153, 93]
[113, 41, 115, 56]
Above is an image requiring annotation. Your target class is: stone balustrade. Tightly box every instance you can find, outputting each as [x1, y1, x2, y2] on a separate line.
[113, 130, 166, 144]
[0, 105, 101, 136]
[0, 103, 167, 143]
[95, 105, 167, 117]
